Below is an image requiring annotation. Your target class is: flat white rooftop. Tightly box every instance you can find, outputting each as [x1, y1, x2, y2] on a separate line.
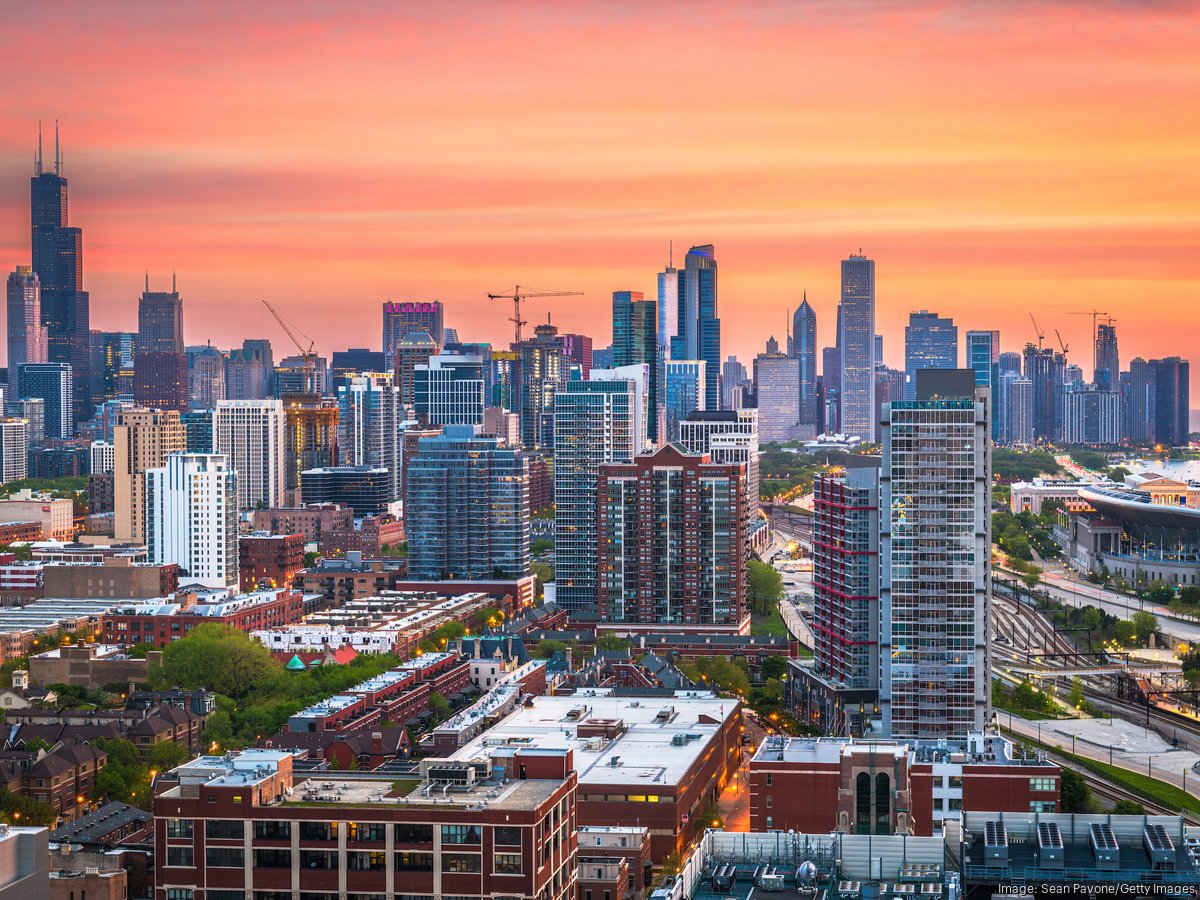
[449, 691, 734, 789]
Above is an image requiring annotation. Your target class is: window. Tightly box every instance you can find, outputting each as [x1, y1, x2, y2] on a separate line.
[206, 848, 245, 868]
[349, 822, 386, 842]
[442, 853, 482, 874]
[394, 823, 433, 844]
[441, 824, 482, 844]
[206, 820, 245, 839]
[254, 893, 291, 900]
[348, 851, 388, 871]
[948, 776, 963, 789]
[300, 822, 338, 841]
[253, 849, 292, 869]
[765, 795, 773, 808]
[933, 799, 944, 811]
[166, 847, 194, 868]
[494, 853, 522, 875]
[254, 821, 291, 840]
[393, 852, 434, 871]
[300, 850, 337, 869]
[765, 774, 772, 787]
[1030, 801, 1057, 813]
[1030, 777, 1057, 792]
[494, 826, 522, 846]
[948, 798, 963, 811]
[207, 892, 244, 900]
[166, 819, 193, 839]
[166, 891, 193, 900]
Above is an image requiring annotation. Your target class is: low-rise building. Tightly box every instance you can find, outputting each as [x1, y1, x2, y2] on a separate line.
[446, 690, 742, 861]
[747, 731, 1061, 835]
[151, 747, 578, 900]
[298, 552, 407, 604]
[28, 643, 163, 690]
[100, 587, 308, 647]
[250, 503, 354, 545]
[0, 495, 73, 540]
[239, 532, 305, 591]
[323, 513, 405, 557]
[43, 557, 179, 600]
[577, 825, 652, 900]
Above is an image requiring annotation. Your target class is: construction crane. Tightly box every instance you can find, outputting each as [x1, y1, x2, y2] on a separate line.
[262, 299, 319, 392]
[1067, 309, 1109, 371]
[1054, 329, 1069, 356]
[487, 286, 584, 346]
[1028, 312, 1045, 350]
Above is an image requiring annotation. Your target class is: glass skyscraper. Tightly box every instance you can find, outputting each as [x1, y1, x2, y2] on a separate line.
[667, 245, 721, 410]
[903, 310, 958, 400]
[553, 378, 636, 612]
[611, 291, 661, 444]
[406, 426, 530, 580]
[838, 255, 875, 440]
[790, 294, 818, 426]
[966, 330, 1000, 440]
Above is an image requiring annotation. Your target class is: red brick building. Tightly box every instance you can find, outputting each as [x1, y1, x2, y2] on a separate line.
[251, 503, 353, 545]
[577, 826, 652, 900]
[748, 732, 1062, 836]
[324, 514, 405, 557]
[152, 747, 578, 900]
[102, 587, 306, 646]
[239, 532, 305, 591]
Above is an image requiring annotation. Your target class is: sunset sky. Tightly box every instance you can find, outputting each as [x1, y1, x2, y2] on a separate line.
[1, 1, 1199, 386]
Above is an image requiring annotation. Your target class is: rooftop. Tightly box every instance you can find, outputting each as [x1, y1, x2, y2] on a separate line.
[49, 801, 151, 844]
[752, 732, 1049, 768]
[449, 690, 733, 788]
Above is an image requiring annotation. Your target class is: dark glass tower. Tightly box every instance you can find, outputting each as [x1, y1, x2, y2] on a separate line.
[668, 245, 721, 410]
[31, 124, 90, 423]
[790, 294, 818, 426]
[611, 290, 661, 444]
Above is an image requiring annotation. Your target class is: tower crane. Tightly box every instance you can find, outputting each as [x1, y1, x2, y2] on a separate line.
[487, 286, 584, 346]
[1028, 313, 1045, 350]
[262, 299, 319, 392]
[1054, 329, 1069, 356]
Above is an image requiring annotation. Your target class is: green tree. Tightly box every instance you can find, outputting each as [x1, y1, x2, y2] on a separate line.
[595, 634, 631, 652]
[747, 560, 784, 617]
[1112, 800, 1147, 815]
[1068, 677, 1085, 710]
[1131, 611, 1160, 644]
[1143, 580, 1175, 605]
[147, 741, 190, 771]
[202, 709, 234, 749]
[157, 624, 279, 699]
[1060, 768, 1091, 813]
[1179, 586, 1200, 605]
[1021, 569, 1042, 592]
[428, 691, 451, 724]
[1112, 620, 1137, 645]
[303, 551, 319, 567]
[760, 655, 788, 681]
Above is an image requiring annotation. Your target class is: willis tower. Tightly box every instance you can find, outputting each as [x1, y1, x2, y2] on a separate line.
[31, 123, 90, 423]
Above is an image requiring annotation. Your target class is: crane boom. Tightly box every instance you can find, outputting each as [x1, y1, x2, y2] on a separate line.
[262, 300, 318, 392]
[487, 285, 584, 345]
[1028, 312, 1045, 350]
[1067, 309, 1109, 373]
[1054, 329, 1069, 355]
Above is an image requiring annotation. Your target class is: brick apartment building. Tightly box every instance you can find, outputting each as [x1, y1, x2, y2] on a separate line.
[44, 557, 179, 599]
[239, 532, 305, 591]
[251, 503, 353, 545]
[748, 732, 1062, 835]
[152, 747, 578, 900]
[102, 587, 307, 647]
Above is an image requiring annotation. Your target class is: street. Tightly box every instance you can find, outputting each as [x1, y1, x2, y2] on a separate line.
[715, 712, 770, 831]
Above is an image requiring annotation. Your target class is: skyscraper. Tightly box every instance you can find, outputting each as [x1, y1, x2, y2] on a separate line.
[611, 290, 661, 445]
[226, 340, 274, 400]
[663, 359, 706, 442]
[188, 344, 227, 408]
[790, 294, 818, 427]
[966, 330, 1000, 440]
[91, 330, 136, 403]
[113, 408, 185, 544]
[393, 331, 439, 409]
[721, 355, 749, 410]
[678, 408, 760, 520]
[6, 266, 47, 401]
[838, 254, 875, 440]
[672, 245, 722, 410]
[1023, 344, 1066, 443]
[880, 369, 990, 739]
[904, 311, 958, 400]
[753, 352, 803, 443]
[213, 400, 287, 512]
[30, 125, 90, 423]
[656, 260, 679, 355]
[413, 353, 487, 426]
[805, 458, 880, 736]
[1095, 322, 1119, 390]
[406, 426, 530, 580]
[1129, 357, 1190, 447]
[337, 373, 403, 501]
[553, 378, 636, 613]
[1063, 384, 1121, 445]
[282, 393, 338, 505]
[18, 362, 72, 440]
[561, 333, 593, 380]
[134, 278, 187, 411]
[146, 453, 238, 589]
[382, 301, 444, 369]
[596, 444, 747, 634]
[0, 419, 29, 484]
[517, 323, 567, 451]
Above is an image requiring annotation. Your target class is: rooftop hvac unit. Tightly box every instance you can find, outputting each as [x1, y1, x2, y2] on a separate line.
[1089, 823, 1120, 870]
[1036, 822, 1064, 869]
[983, 821, 1008, 862]
[1144, 823, 1176, 870]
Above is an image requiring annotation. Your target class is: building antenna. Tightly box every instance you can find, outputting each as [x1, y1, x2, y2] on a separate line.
[172, 270, 177, 293]
[55, 119, 61, 176]
[145, 270, 149, 293]
[36, 121, 42, 175]
[669, 240, 673, 269]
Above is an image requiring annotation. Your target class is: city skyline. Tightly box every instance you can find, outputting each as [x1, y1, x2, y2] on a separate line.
[0, 3, 1198, 391]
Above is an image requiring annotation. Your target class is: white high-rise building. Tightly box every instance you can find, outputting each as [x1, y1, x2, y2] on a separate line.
[146, 453, 238, 589]
[338, 373, 403, 501]
[679, 409, 760, 520]
[89, 440, 115, 475]
[214, 399, 286, 511]
[590, 364, 651, 451]
[879, 369, 990, 740]
[0, 419, 29, 484]
[413, 353, 486, 426]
